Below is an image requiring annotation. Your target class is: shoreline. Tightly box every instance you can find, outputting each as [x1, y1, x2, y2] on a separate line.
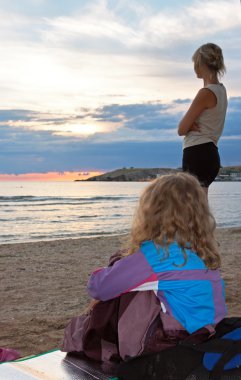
[1, 227, 241, 357]
[0, 232, 129, 246]
[0, 226, 240, 246]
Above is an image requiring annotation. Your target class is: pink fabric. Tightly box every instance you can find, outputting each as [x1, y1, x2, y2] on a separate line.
[0, 347, 21, 362]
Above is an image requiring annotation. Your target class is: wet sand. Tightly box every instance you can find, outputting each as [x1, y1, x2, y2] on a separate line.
[1, 228, 241, 357]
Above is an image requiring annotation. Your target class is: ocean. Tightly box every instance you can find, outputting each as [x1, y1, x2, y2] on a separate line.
[0, 181, 241, 244]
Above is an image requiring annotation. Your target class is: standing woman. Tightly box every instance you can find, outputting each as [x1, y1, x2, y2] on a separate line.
[178, 43, 227, 194]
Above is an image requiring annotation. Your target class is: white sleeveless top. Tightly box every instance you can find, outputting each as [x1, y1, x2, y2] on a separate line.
[183, 84, 228, 149]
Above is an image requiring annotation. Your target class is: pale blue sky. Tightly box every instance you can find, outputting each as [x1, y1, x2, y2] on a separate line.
[0, 0, 241, 174]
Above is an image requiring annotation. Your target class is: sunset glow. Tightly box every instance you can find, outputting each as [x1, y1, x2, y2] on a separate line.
[3, 117, 118, 137]
[0, 171, 103, 182]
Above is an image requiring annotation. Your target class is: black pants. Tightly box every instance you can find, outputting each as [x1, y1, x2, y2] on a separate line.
[182, 142, 220, 187]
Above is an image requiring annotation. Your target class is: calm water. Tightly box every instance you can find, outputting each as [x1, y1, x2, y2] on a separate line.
[0, 181, 241, 244]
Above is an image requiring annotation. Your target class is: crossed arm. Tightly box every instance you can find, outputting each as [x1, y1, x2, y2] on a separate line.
[178, 88, 217, 136]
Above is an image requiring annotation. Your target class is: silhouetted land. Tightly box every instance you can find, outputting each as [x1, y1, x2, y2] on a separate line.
[75, 166, 241, 182]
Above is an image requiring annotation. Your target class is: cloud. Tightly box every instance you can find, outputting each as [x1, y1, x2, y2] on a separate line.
[85, 102, 181, 143]
[1, 121, 240, 174]
[222, 97, 241, 137]
[40, 0, 241, 53]
[0, 101, 183, 144]
[1, 95, 240, 144]
[173, 99, 191, 104]
[0, 133, 183, 174]
[227, 97, 241, 109]
[0, 0, 240, 112]
[0, 110, 37, 122]
[0, 0, 241, 174]
[92, 102, 176, 126]
[0, 102, 180, 174]
[0, 95, 241, 174]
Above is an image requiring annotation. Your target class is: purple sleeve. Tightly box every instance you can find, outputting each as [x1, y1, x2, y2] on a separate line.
[87, 250, 153, 301]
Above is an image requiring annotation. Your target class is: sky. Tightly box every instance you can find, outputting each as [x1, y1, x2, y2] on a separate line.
[0, 0, 241, 180]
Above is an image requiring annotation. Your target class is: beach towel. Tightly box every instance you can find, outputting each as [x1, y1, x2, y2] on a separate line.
[0, 349, 114, 379]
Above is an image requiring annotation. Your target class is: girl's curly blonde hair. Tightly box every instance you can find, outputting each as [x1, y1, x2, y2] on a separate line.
[128, 172, 220, 269]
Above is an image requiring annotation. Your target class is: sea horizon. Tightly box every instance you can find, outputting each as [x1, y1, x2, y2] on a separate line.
[1, 181, 241, 245]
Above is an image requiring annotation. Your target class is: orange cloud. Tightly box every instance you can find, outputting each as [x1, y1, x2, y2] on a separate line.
[0, 171, 103, 182]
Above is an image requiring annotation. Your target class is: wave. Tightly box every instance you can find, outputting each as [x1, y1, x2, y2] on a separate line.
[0, 227, 130, 244]
[28, 230, 128, 240]
[78, 215, 99, 219]
[0, 195, 132, 204]
[0, 230, 126, 242]
[0, 217, 31, 221]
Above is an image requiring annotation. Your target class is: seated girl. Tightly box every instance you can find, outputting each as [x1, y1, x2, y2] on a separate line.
[63, 172, 227, 363]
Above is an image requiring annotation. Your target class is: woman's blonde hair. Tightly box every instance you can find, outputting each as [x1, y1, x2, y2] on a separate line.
[192, 42, 226, 78]
[128, 172, 221, 269]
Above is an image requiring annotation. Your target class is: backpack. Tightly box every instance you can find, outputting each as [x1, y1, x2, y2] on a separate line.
[117, 317, 241, 380]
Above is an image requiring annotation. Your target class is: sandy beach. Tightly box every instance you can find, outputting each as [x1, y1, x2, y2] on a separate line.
[1, 228, 241, 358]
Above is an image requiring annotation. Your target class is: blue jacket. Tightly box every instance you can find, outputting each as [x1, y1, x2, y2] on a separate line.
[88, 241, 227, 333]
